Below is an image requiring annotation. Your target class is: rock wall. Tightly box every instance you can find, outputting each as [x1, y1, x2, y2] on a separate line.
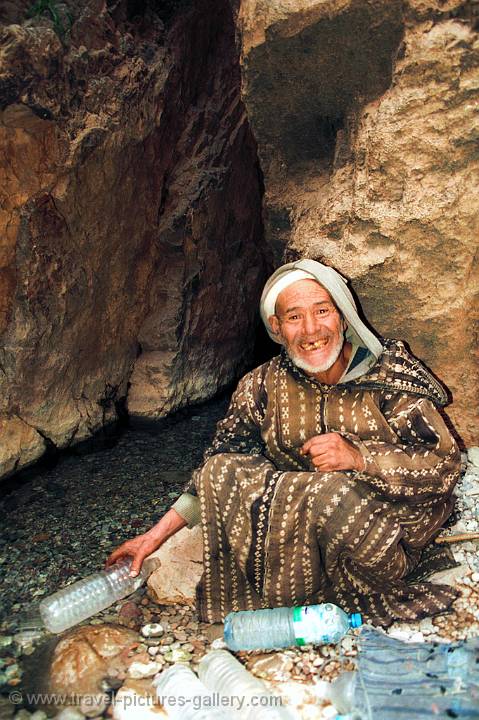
[0, 0, 267, 479]
[1, 0, 477, 483]
[236, 0, 479, 445]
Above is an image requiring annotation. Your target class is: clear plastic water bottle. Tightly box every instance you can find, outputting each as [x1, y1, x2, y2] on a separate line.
[223, 603, 362, 651]
[39, 556, 159, 633]
[198, 649, 294, 720]
[325, 628, 479, 719]
[327, 671, 356, 715]
[154, 663, 230, 720]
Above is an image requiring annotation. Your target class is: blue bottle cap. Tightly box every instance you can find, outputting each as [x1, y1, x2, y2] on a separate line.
[223, 614, 233, 646]
[349, 612, 362, 628]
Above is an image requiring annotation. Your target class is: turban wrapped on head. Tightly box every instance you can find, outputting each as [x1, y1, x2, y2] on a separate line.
[260, 259, 384, 360]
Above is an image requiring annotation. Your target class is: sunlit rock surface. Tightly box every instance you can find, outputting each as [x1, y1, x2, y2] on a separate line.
[0, 0, 267, 478]
[236, 0, 479, 445]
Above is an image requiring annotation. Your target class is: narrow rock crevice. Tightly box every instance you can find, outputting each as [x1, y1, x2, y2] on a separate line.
[0, 0, 268, 481]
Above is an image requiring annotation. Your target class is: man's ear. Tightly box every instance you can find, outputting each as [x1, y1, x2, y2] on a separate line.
[269, 315, 281, 337]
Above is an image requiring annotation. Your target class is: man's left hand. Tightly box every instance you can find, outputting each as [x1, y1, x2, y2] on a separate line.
[300, 433, 365, 472]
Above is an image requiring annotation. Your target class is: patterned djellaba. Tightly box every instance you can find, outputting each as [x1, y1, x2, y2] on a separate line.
[188, 340, 461, 626]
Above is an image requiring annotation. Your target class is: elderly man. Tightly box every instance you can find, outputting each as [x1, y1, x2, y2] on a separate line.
[108, 259, 461, 626]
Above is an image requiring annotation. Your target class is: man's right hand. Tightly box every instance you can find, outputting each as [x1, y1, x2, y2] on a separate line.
[105, 508, 187, 577]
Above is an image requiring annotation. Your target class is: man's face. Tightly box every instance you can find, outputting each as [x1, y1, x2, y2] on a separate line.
[269, 279, 346, 374]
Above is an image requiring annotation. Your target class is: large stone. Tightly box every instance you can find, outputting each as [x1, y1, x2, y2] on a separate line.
[48, 624, 138, 695]
[236, 0, 479, 445]
[147, 526, 203, 606]
[0, 0, 267, 481]
[21, 624, 139, 714]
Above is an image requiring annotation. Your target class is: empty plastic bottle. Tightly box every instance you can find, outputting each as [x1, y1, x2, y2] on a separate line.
[327, 671, 356, 715]
[39, 556, 159, 633]
[323, 627, 479, 719]
[198, 649, 294, 720]
[224, 602, 362, 651]
[154, 663, 229, 720]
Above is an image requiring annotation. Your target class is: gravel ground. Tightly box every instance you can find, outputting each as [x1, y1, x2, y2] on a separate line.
[0, 399, 478, 720]
[0, 395, 229, 626]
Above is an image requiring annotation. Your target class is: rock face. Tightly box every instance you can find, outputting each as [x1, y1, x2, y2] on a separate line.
[1, 0, 477, 483]
[236, 0, 479, 445]
[0, 0, 268, 479]
[147, 525, 203, 606]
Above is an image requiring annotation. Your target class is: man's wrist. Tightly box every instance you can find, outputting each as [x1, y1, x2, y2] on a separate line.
[356, 452, 366, 472]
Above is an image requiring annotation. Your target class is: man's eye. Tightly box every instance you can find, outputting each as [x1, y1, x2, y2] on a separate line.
[287, 315, 300, 321]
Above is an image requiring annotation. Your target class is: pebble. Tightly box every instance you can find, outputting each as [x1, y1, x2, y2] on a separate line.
[55, 710, 85, 720]
[163, 648, 192, 663]
[141, 623, 164, 638]
[321, 706, 338, 719]
[126, 660, 161, 679]
[247, 653, 294, 682]
[14, 712, 31, 720]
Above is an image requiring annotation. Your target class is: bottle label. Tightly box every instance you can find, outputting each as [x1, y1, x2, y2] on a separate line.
[292, 604, 344, 646]
[293, 606, 306, 646]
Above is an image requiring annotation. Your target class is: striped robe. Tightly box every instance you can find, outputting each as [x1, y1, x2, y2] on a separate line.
[191, 340, 461, 626]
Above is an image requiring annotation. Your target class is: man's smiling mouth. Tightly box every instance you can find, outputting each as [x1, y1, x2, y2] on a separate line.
[300, 338, 329, 351]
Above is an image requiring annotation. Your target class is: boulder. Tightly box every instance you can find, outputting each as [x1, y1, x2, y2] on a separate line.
[48, 624, 139, 701]
[147, 526, 203, 606]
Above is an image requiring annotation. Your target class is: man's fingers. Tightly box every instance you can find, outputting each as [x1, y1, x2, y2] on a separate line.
[301, 433, 339, 454]
[312, 455, 333, 468]
[105, 546, 128, 567]
[301, 435, 324, 453]
[130, 550, 148, 578]
[307, 442, 328, 456]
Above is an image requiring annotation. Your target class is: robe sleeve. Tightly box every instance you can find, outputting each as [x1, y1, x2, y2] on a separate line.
[348, 393, 461, 501]
[177, 366, 267, 498]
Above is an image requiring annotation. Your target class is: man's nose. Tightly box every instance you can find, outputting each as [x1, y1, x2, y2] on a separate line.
[302, 311, 321, 336]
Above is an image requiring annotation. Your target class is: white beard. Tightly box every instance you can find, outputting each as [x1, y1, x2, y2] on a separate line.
[287, 330, 345, 375]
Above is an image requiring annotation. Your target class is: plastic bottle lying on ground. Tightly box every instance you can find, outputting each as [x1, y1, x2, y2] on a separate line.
[154, 663, 230, 720]
[198, 648, 295, 720]
[224, 602, 362, 651]
[320, 626, 479, 719]
[39, 556, 159, 633]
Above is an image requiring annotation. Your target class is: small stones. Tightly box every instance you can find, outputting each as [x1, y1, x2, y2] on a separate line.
[127, 660, 161, 679]
[246, 652, 294, 682]
[141, 623, 164, 638]
[163, 648, 192, 663]
[55, 709, 86, 720]
[30, 713, 48, 720]
[339, 635, 355, 654]
[13, 712, 31, 720]
[160, 635, 174, 645]
[118, 602, 142, 620]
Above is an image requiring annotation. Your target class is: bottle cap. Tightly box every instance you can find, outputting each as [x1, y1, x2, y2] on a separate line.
[349, 612, 362, 628]
[223, 614, 233, 646]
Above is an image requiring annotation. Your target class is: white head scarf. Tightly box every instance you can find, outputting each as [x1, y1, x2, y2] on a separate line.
[260, 259, 384, 360]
